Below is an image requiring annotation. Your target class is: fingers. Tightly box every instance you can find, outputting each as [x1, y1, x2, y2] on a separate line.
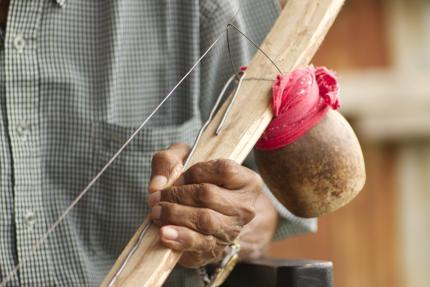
[151, 202, 242, 242]
[148, 153, 266, 268]
[148, 143, 190, 193]
[149, 183, 256, 222]
[180, 159, 263, 192]
[159, 225, 227, 267]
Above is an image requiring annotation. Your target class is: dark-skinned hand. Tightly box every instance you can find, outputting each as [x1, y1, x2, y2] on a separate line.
[148, 143, 278, 268]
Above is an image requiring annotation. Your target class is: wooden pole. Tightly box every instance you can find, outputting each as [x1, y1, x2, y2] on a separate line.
[100, 0, 345, 286]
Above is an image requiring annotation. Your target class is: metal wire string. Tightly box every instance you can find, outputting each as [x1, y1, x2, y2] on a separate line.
[226, 23, 283, 76]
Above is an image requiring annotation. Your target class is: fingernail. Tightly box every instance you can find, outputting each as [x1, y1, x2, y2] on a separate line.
[162, 227, 178, 240]
[151, 205, 162, 220]
[149, 192, 161, 207]
[150, 175, 168, 191]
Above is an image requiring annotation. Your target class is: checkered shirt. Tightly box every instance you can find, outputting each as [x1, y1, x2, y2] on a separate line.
[0, 0, 316, 286]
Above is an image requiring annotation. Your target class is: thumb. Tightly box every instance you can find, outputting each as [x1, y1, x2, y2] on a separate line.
[148, 143, 190, 194]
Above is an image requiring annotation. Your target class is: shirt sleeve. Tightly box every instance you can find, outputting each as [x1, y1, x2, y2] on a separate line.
[199, 0, 317, 240]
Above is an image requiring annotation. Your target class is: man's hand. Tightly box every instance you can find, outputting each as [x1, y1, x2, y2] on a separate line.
[148, 143, 277, 268]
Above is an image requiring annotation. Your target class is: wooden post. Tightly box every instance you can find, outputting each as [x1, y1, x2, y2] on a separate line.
[100, 0, 345, 286]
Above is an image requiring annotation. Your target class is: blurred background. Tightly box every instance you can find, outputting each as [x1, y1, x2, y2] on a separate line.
[269, 0, 430, 286]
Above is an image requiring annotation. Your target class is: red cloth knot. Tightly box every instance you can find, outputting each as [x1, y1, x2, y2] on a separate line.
[315, 67, 340, 109]
[255, 66, 340, 151]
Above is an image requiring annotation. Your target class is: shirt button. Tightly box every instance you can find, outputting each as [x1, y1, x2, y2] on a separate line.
[16, 122, 30, 142]
[13, 34, 25, 53]
[24, 210, 37, 230]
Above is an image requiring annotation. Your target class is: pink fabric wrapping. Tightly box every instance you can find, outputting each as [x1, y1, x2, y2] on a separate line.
[255, 66, 340, 151]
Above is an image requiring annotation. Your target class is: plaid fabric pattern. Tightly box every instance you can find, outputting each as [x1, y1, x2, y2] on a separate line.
[0, 0, 316, 286]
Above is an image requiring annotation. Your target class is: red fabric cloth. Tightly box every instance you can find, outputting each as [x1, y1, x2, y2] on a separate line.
[255, 66, 340, 151]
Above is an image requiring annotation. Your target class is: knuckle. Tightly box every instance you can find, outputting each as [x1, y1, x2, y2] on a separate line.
[186, 163, 206, 183]
[196, 183, 216, 205]
[234, 205, 256, 225]
[222, 223, 241, 242]
[215, 159, 239, 178]
[152, 150, 170, 165]
[195, 209, 218, 234]
[195, 208, 241, 243]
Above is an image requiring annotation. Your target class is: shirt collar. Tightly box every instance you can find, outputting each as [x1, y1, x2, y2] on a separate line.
[54, 0, 66, 8]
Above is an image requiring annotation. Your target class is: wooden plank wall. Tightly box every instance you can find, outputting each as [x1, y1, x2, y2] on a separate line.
[312, 0, 390, 69]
